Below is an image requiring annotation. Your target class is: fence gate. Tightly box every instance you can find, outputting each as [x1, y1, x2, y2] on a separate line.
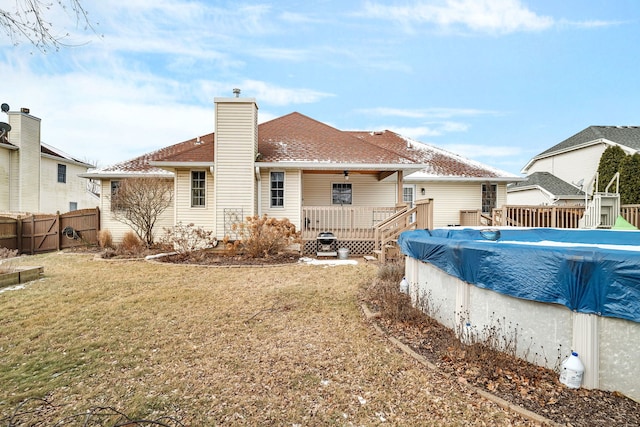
[21, 215, 59, 254]
[0, 208, 100, 255]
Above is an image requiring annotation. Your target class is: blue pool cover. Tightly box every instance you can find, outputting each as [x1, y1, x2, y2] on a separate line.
[398, 228, 640, 323]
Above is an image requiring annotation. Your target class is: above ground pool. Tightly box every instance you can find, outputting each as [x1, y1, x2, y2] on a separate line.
[398, 228, 640, 323]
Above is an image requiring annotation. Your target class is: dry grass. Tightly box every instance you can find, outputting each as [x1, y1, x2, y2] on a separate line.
[0, 253, 536, 426]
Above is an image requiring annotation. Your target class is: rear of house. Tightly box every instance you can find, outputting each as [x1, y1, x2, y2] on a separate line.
[84, 94, 521, 254]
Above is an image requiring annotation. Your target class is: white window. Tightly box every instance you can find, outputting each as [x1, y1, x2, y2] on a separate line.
[403, 185, 415, 207]
[110, 180, 120, 210]
[270, 171, 284, 208]
[69, 202, 77, 211]
[482, 183, 497, 214]
[403, 185, 415, 222]
[332, 183, 352, 205]
[191, 171, 206, 207]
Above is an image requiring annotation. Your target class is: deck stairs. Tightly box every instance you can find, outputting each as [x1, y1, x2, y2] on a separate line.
[368, 204, 417, 263]
[579, 173, 620, 229]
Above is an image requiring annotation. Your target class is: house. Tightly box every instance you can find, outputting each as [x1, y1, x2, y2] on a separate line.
[510, 126, 640, 206]
[0, 108, 97, 214]
[507, 171, 585, 206]
[83, 94, 520, 255]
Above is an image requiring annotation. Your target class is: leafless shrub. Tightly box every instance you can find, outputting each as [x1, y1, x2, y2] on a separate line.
[364, 259, 430, 325]
[0, 247, 18, 260]
[160, 222, 218, 254]
[0, 247, 18, 273]
[110, 177, 174, 247]
[118, 231, 145, 255]
[98, 229, 114, 249]
[229, 215, 300, 258]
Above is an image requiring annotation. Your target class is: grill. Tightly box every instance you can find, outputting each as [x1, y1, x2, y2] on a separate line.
[316, 232, 337, 257]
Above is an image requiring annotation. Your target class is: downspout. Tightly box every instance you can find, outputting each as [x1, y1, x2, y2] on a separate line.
[397, 170, 404, 205]
[255, 166, 262, 216]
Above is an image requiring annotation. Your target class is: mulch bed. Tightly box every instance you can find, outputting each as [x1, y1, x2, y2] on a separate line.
[375, 316, 640, 427]
[157, 251, 301, 266]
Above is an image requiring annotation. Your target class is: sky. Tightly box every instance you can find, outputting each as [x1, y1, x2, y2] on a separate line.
[1, 0, 639, 175]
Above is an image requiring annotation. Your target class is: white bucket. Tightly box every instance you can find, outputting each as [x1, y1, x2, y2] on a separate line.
[337, 248, 349, 260]
[559, 351, 584, 389]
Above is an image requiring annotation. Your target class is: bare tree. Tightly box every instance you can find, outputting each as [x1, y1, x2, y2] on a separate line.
[111, 177, 174, 247]
[0, 0, 98, 51]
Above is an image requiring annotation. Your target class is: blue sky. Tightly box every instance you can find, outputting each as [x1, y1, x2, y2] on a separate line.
[1, 0, 639, 174]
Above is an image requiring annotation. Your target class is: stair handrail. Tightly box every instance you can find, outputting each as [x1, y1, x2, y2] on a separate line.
[604, 172, 620, 194]
[373, 204, 410, 250]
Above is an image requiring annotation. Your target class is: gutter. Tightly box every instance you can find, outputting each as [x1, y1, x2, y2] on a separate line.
[254, 162, 428, 173]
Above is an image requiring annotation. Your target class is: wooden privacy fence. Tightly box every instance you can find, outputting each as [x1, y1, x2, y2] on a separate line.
[0, 208, 100, 254]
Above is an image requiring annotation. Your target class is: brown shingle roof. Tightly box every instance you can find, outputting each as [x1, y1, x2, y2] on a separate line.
[349, 130, 514, 178]
[87, 111, 516, 179]
[258, 112, 414, 164]
[98, 134, 214, 174]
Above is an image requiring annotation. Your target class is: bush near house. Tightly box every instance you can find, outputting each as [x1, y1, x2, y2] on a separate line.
[227, 215, 300, 258]
[160, 222, 218, 254]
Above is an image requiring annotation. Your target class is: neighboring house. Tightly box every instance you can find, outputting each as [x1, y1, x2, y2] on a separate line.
[0, 108, 98, 214]
[83, 95, 520, 253]
[510, 126, 640, 205]
[507, 172, 585, 206]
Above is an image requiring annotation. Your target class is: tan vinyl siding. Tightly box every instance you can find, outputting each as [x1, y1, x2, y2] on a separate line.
[99, 179, 174, 243]
[175, 169, 215, 230]
[260, 169, 301, 229]
[8, 112, 41, 212]
[528, 144, 606, 187]
[39, 158, 97, 214]
[302, 173, 397, 207]
[214, 99, 258, 238]
[507, 188, 553, 206]
[418, 182, 508, 227]
[0, 148, 10, 210]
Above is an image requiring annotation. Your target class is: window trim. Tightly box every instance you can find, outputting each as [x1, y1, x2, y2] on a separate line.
[191, 170, 206, 208]
[332, 182, 352, 205]
[57, 164, 67, 183]
[481, 183, 497, 214]
[110, 180, 120, 210]
[270, 171, 285, 208]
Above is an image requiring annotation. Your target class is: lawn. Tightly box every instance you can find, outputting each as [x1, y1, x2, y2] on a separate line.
[0, 252, 536, 426]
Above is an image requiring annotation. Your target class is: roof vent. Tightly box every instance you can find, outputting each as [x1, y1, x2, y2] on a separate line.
[21, 107, 30, 114]
[195, 136, 202, 145]
[233, 88, 241, 97]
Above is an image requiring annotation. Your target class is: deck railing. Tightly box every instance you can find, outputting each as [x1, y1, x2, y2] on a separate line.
[301, 206, 397, 240]
[621, 205, 640, 227]
[493, 206, 585, 228]
[461, 204, 640, 229]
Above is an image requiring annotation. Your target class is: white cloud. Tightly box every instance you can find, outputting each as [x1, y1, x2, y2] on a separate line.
[362, 0, 554, 34]
[231, 80, 335, 106]
[252, 48, 311, 62]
